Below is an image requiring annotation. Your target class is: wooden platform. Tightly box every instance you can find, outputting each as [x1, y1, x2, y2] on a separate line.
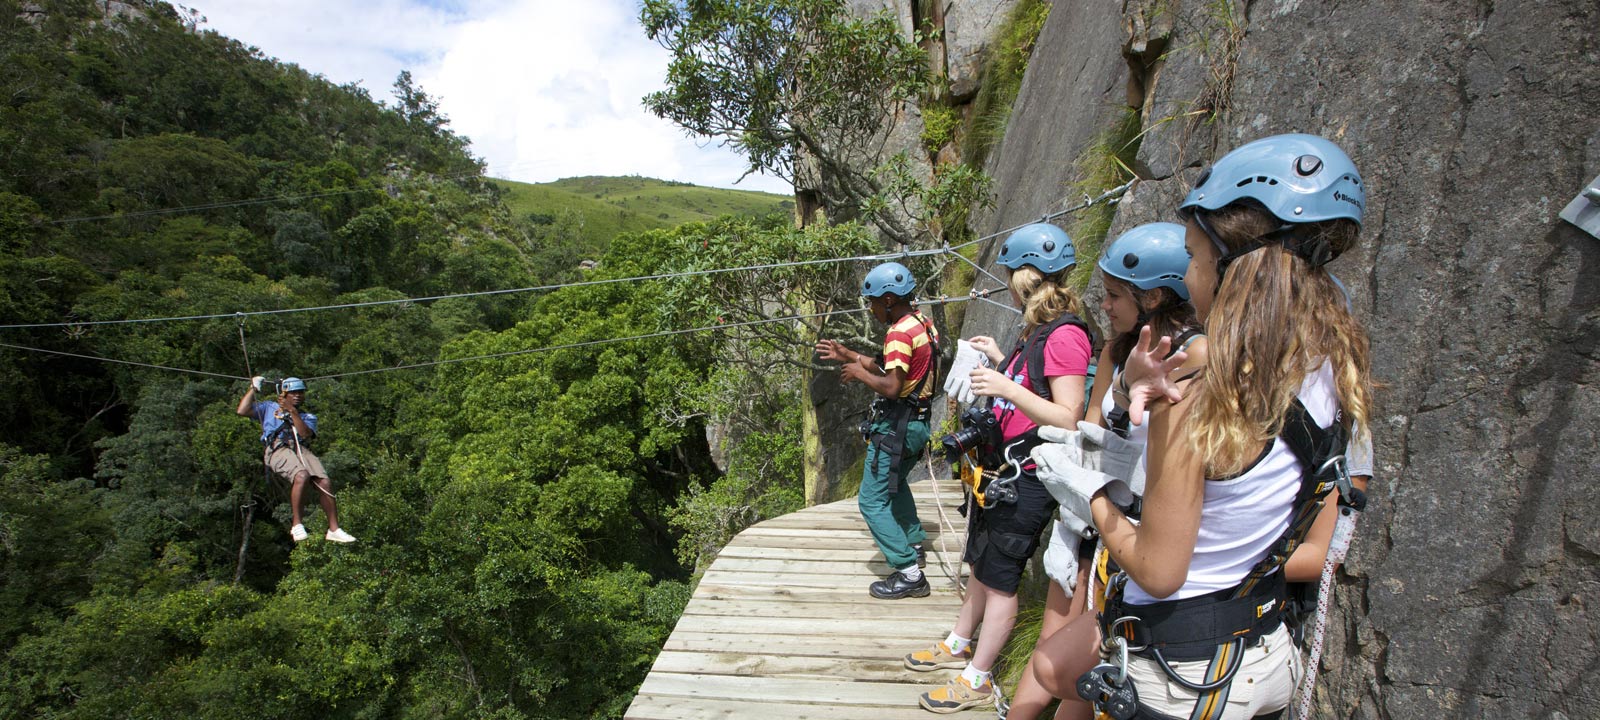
[625, 478, 974, 719]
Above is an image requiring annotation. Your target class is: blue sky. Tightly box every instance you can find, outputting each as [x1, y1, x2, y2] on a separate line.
[192, 0, 794, 195]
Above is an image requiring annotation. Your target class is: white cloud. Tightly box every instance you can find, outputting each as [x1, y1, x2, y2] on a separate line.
[193, 0, 791, 195]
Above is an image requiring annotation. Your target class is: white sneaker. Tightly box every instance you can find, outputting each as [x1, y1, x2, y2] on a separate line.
[290, 524, 308, 542]
[325, 528, 357, 544]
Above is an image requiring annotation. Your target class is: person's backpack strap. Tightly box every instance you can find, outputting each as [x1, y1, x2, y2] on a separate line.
[906, 310, 941, 401]
[1022, 313, 1092, 401]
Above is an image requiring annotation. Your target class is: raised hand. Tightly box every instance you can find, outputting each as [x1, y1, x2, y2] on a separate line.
[966, 335, 1004, 364]
[814, 338, 850, 362]
[1121, 325, 1191, 425]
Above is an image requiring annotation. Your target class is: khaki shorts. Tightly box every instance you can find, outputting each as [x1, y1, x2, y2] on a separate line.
[1123, 624, 1301, 720]
[266, 444, 328, 482]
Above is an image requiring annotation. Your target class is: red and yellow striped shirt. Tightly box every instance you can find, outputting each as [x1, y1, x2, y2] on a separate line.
[882, 311, 940, 398]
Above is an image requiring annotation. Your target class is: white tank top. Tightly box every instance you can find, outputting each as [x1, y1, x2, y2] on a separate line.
[1125, 362, 1339, 604]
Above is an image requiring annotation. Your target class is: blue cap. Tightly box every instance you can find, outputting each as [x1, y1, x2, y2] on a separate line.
[1098, 222, 1191, 301]
[1180, 133, 1364, 228]
[280, 377, 306, 392]
[862, 262, 915, 298]
[997, 223, 1075, 274]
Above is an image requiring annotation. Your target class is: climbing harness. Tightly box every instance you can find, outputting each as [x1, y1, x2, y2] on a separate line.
[1082, 398, 1364, 720]
[1077, 635, 1139, 720]
[863, 310, 942, 488]
[955, 313, 1095, 510]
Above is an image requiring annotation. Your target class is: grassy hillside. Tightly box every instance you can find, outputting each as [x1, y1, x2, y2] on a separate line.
[493, 175, 794, 247]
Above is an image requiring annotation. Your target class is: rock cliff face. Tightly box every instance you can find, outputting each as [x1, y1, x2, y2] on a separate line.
[799, 0, 1024, 502]
[810, 2, 1600, 708]
[962, 0, 1600, 716]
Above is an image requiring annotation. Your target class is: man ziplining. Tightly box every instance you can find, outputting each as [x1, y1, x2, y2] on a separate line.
[236, 376, 356, 544]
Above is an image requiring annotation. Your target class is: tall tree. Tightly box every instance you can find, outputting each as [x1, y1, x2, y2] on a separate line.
[640, 0, 928, 241]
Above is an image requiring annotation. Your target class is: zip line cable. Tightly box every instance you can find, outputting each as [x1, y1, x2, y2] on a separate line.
[235, 314, 254, 379]
[0, 243, 973, 330]
[300, 294, 983, 381]
[0, 341, 248, 380]
[9, 177, 1133, 330]
[0, 295, 985, 382]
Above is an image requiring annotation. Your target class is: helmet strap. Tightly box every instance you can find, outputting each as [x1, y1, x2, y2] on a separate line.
[1194, 211, 1333, 284]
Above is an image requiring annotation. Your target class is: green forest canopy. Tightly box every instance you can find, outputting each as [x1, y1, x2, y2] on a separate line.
[0, 2, 871, 717]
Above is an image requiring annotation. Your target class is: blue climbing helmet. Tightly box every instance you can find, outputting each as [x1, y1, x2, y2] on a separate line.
[997, 223, 1075, 274]
[861, 261, 915, 298]
[1180, 133, 1364, 227]
[280, 377, 307, 393]
[1180, 133, 1364, 272]
[1098, 222, 1190, 301]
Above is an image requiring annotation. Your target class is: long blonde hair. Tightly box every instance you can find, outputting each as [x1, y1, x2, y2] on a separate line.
[1008, 265, 1086, 332]
[1187, 205, 1373, 476]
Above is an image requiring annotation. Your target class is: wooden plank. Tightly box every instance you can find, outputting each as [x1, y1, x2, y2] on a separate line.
[645, 650, 952, 684]
[623, 476, 973, 719]
[637, 672, 934, 706]
[755, 515, 907, 530]
[669, 613, 947, 639]
[692, 582, 964, 605]
[680, 598, 957, 621]
[625, 695, 953, 720]
[707, 556, 953, 579]
[726, 533, 967, 554]
[793, 499, 961, 517]
[699, 569, 959, 590]
[737, 526, 956, 541]
[714, 545, 905, 561]
[662, 631, 940, 660]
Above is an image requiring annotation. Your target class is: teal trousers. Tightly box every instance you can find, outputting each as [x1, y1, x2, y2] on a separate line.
[858, 418, 930, 571]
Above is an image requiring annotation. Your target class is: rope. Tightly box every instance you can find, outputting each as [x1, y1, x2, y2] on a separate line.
[235, 313, 253, 379]
[944, 243, 1008, 287]
[0, 247, 957, 330]
[0, 296, 977, 382]
[304, 297, 974, 381]
[922, 446, 967, 602]
[1292, 507, 1361, 719]
[3, 181, 1137, 332]
[0, 341, 248, 380]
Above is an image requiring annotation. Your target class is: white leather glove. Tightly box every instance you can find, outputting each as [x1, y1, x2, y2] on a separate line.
[251, 376, 267, 392]
[1032, 423, 1141, 531]
[1039, 422, 1144, 494]
[1042, 519, 1082, 594]
[943, 340, 988, 403]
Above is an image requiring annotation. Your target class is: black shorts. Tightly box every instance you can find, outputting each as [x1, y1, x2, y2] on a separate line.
[963, 469, 1056, 594]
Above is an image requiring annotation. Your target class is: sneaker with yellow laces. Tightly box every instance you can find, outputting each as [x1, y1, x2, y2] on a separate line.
[904, 640, 972, 671]
[918, 673, 995, 713]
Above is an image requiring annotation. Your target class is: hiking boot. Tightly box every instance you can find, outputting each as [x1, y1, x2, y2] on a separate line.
[869, 570, 930, 600]
[904, 640, 972, 671]
[325, 528, 357, 544]
[919, 674, 995, 714]
[290, 524, 308, 542]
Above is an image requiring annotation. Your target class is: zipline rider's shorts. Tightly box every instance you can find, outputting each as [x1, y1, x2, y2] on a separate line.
[266, 443, 329, 481]
[963, 468, 1055, 594]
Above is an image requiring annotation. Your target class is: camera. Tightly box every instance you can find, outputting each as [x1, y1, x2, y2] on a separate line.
[941, 406, 1002, 463]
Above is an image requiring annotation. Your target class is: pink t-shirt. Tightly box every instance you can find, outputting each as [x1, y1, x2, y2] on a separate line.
[994, 323, 1092, 441]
